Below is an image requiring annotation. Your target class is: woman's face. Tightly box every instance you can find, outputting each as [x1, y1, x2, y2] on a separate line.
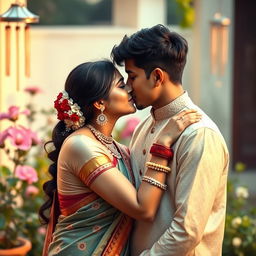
[104, 70, 136, 119]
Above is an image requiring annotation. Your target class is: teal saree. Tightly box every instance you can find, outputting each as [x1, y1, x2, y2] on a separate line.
[44, 142, 135, 256]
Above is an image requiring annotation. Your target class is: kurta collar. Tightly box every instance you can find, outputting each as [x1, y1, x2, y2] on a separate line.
[150, 91, 193, 121]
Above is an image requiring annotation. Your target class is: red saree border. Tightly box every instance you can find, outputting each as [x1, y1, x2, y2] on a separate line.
[42, 191, 60, 256]
[102, 214, 133, 256]
[86, 163, 114, 186]
[61, 192, 99, 216]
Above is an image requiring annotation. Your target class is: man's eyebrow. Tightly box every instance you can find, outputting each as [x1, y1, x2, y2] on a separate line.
[125, 70, 134, 74]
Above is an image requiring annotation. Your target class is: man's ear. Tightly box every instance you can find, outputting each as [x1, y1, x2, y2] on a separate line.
[151, 68, 164, 87]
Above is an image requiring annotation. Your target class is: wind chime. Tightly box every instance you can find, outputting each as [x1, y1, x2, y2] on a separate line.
[0, 1, 39, 90]
[210, 3, 230, 87]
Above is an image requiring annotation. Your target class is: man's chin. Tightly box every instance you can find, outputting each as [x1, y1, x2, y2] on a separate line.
[135, 104, 145, 110]
[132, 99, 146, 110]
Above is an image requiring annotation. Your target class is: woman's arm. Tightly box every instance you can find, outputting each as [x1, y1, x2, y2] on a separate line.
[90, 109, 201, 221]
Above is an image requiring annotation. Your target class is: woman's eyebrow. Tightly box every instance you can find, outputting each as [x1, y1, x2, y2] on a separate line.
[116, 77, 124, 85]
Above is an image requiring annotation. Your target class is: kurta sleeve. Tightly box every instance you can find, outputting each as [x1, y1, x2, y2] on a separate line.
[140, 127, 229, 256]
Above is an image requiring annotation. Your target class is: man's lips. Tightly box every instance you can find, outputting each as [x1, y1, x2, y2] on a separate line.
[128, 94, 136, 102]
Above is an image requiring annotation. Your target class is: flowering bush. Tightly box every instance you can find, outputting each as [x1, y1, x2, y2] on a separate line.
[223, 166, 256, 255]
[0, 106, 41, 249]
[0, 87, 54, 255]
[114, 116, 140, 146]
[23, 86, 55, 256]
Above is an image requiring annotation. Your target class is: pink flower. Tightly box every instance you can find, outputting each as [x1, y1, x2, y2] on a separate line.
[120, 117, 140, 139]
[25, 185, 39, 196]
[0, 130, 8, 147]
[24, 86, 43, 95]
[24, 128, 41, 145]
[0, 106, 30, 121]
[15, 165, 38, 184]
[5, 126, 32, 150]
[38, 227, 46, 235]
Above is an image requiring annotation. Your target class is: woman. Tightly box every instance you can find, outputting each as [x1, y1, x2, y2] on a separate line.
[39, 60, 201, 256]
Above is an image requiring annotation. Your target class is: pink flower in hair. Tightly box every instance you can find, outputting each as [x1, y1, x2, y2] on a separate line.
[15, 165, 38, 184]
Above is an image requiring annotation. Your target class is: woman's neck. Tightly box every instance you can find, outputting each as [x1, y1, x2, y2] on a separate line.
[89, 119, 116, 137]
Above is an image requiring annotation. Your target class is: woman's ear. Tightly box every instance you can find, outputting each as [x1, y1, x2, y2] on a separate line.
[93, 100, 104, 110]
[151, 68, 164, 87]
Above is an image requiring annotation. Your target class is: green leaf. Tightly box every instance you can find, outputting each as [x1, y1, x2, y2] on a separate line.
[6, 177, 19, 187]
[0, 214, 5, 229]
[0, 166, 11, 177]
[0, 182, 6, 192]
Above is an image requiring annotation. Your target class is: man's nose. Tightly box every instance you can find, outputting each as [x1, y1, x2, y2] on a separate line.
[125, 83, 132, 94]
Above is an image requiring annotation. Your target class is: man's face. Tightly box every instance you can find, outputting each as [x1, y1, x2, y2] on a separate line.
[125, 59, 156, 110]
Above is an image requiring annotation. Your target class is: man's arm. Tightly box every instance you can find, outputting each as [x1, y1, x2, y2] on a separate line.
[140, 127, 229, 256]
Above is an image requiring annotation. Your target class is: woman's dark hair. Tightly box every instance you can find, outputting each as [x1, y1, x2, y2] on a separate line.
[111, 24, 188, 85]
[39, 60, 117, 224]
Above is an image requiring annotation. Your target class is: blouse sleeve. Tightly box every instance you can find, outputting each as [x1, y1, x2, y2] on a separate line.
[65, 135, 115, 187]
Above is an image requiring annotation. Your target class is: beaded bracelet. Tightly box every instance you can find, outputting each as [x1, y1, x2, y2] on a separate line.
[146, 161, 171, 173]
[142, 176, 167, 190]
[150, 143, 174, 160]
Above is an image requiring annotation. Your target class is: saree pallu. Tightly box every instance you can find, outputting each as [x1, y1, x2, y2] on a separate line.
[48, 195, 132, 256]
[47, 144, 134, 256]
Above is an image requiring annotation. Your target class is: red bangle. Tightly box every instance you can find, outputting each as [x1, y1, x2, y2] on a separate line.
[150, 143, 174, 160]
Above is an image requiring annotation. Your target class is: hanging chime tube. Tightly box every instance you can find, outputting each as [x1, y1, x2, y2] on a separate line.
[16, 25, 20, 91]
[25, 24, 30, 77]
[5, 24, 11, 76]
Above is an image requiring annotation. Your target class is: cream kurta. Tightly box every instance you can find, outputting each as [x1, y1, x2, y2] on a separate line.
[130, 92, 229, 256]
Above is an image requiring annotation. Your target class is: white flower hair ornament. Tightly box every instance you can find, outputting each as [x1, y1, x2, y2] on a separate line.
[54, 91, 85, 131]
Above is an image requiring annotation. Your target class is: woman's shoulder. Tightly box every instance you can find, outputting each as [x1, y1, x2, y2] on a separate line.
[63, 134, 113, 160]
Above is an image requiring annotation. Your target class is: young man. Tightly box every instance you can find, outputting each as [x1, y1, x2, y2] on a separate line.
[111, 24, 229, 256]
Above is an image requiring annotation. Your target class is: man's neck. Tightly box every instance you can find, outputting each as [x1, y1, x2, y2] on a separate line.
[152, 84, 184, 110]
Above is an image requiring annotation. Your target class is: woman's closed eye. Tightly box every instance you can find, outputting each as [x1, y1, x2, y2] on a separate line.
[118, 83, 126, 89]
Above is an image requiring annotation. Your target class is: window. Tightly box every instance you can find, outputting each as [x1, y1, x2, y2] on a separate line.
[28, 0, 112, 26]
[166, 0, 182, 25]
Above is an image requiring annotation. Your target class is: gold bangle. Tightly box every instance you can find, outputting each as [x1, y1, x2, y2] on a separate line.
[146, 161, 171, 173]
[142, 176, 167, 191]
